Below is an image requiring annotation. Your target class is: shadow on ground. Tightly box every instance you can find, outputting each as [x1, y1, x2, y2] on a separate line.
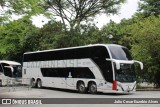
[39, 87, 133, 96]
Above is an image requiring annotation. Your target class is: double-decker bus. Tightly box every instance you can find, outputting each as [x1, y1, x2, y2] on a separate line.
[0, 60, 21, 86]
[22, 44, 143, 93]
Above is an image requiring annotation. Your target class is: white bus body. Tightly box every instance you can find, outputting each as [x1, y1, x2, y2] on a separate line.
[22, 44, 143, 93]
[0, 60, 21, 86]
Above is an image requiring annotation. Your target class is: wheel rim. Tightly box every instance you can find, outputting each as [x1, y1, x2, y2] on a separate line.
[79, 84, 85, 91]
[38, 80, 41, 88]
[90, 83, 97, 93]
[78, 82, 86, 93]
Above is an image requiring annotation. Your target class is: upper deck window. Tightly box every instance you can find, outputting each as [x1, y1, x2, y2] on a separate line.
[23, 46, 110, 62]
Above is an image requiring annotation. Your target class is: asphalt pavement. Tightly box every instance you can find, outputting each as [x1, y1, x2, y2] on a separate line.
[0, 86, 160, 107]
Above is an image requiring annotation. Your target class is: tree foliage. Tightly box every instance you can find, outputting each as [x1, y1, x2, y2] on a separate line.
[0, 0, 45, 25]
[0, 16, 39, 62]
[38, 21, 101, 49]
[37, 20, 66, 49]
[139, 0, 160, 17]
[131, 15, 160, 86]
[100, 17, 141, 48]
[44, 0, 126, 29]
[0, 0, 45, 15]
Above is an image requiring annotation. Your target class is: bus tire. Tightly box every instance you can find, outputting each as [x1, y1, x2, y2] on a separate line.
[89, 82, 97, 94]
[30, 79, 36, 88]
[77, 81, 86, 93]
[37, 79, 42, 88]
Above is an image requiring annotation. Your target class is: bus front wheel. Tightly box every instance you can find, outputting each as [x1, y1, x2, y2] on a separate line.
[77, 82, 86, 93]
[89, 82, 97, 94]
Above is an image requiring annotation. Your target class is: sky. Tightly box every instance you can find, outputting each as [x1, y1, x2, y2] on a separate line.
[32, 0, 140, 28]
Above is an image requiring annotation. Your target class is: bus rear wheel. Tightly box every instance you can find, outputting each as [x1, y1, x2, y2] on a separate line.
[30, 79, 36, 88]
[37, 79, 42, 88]
[77, 82, 86, 93]
[89, 82, 97, 94]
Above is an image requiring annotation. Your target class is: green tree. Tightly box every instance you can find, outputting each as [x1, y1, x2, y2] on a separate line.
[0, 0, 46, 25]
[37, 20, 66, 49]
[139, 0, 160, 17]
[0, 16, 40, 62]
[37, 20, 102, 49]
[0, 0, 45, 15]
[100, 18, 141, 48]
[43, 0, 126, 30]
[80, 23, 101, 45]
[101, 20, 122, 44]
[131, 15, 160, 86]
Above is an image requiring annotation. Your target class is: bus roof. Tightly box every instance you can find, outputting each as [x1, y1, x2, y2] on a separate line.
[0, 60, 21, 66]
[24, 44, 123, 54]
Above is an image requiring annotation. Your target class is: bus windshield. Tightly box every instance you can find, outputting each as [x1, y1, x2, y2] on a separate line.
[108, 45, 132, 60]
[13, 65, 22, 77]
[115, 64, 136, 82]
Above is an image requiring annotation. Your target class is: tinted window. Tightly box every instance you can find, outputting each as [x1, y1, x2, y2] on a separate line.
[13, 66, 22, 77]
[91, 46, 110, 58]
[72, 68, 95, 79]
[92, 59, 113, 82]
[41, 67, 95, 79]
[1, 63, 12, 77]
[0, 64, 3, 73]
[23, 46, 110, 62]
[41, 68, 60, 77]
[74, 48, 90, 58]
[108, 45, 132, 60]
[115, 64, 136, 82]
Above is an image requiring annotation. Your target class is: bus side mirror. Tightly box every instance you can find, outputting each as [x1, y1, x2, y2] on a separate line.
[133, 60, 143, 70]
[106, 59, 120, 70]
[114, 62, 120, 70]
